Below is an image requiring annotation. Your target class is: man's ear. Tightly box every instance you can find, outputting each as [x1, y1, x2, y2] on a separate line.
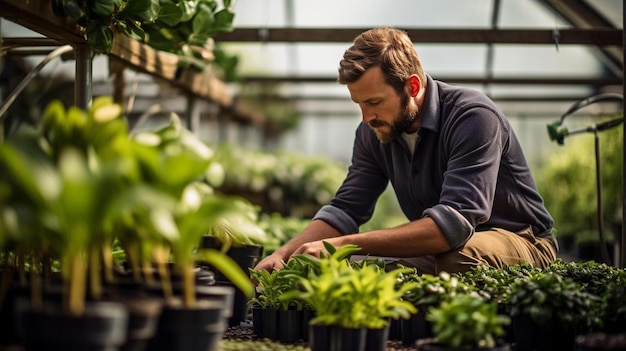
[409, 76, 420, 97]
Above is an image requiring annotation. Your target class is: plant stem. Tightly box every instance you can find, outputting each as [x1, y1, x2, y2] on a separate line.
[89, 246, 102, 300]
[17, 249, 26, 287]
[30, 254, 42, 312]
[102, 243, 115, 285]
[182, 263, 196, 308]
[67, 252, 86, 316]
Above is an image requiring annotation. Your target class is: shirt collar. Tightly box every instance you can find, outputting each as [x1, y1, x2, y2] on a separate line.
[419, 75, 441, 133]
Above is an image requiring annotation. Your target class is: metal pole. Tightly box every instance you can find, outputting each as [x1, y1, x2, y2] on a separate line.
[74, 44, 93, 110]
[0, 45, 73, 119]
[618, 0, 626, 268]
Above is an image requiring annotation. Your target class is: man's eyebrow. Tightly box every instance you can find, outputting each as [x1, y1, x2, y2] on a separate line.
[352, 96, 381, 104]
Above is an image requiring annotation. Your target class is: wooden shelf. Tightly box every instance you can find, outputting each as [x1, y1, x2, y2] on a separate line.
[0, 0, 258, 119]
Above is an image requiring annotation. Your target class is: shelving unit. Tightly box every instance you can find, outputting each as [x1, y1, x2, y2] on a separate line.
[0, 0, 263, 126]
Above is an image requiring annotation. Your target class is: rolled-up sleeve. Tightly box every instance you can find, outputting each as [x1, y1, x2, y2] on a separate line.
[313, 204, 360, 234]
[423, 204, 473, 249]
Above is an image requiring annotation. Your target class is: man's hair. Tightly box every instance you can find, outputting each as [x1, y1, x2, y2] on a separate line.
[338, 27, 426, 95]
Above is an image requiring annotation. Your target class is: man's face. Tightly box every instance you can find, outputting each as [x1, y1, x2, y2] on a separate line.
[347, 66, 419, 143]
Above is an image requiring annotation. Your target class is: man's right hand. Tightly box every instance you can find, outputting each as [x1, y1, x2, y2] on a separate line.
[253, 252, 286, 272]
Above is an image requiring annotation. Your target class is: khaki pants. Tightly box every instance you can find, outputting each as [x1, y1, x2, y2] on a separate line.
[393, 227, 558, 275]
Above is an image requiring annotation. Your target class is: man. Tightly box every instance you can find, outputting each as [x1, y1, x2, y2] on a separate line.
[255, 27, 558, 275]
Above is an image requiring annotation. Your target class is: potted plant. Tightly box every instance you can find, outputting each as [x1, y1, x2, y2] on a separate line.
[507, 270, 601, 351]
[200, 198, 267, 326]
[120, 115, 255, 351]
[280, 242, 418, 351]
[399, 269, 475, 347]
[1, 97, 258, 351]
[570, 263, 626, 350]
[248, 254, 313, 343]
[419, 292, 511, 351]
[3, 97, 133, 351]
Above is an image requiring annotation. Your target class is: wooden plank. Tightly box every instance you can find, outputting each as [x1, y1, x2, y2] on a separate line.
[109, 35, 179, 82]
[0, 0, 85, 44]
[175, 68, 234, 108]
[0, 0, 237, 111]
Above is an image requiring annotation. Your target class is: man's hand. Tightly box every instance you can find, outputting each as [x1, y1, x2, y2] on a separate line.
[289, 240, 330, 260]
[253, 252, 286, 272]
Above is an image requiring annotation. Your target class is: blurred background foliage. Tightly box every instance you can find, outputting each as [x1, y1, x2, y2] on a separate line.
[537, 118, 623, 262]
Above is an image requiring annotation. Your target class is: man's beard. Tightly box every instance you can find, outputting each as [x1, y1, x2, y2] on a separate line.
[369, 94, 419, 144]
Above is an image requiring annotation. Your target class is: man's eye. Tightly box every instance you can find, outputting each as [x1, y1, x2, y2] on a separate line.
[369, 101, 381, 106]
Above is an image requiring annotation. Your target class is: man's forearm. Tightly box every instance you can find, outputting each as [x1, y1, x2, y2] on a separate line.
[327, 217, 451, 257]
[273, 219, 342, 260]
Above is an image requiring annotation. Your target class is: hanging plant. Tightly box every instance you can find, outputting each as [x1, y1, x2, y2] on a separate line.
[50, 0, 236, 71]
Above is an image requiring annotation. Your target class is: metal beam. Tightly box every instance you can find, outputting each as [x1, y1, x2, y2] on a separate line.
[238, 94, 617, 103]
[239, 75, 623, 86]
[539, 0, 624, 74]
[213, 28, 622, 46]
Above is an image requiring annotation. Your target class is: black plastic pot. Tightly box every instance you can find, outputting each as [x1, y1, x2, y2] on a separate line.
[278, 308, 303, 343]
[513, 315, 578, 351]
[388, 318, 402, 340]
[0, 283, 28, 346]
[301, 308, 315, 342]
[401, 311, 432, 346]
[309, 324, 366, 351]
[15, 298, 129, 351]
[146, 299, 226, 351]
[117, 295, 163, 351]
[251, 304, 264, 338]
[145, 282, 235, 321]
[365, 325, 390, 351]
[199, 236, 263, 327]
[255, 306, 278, 340]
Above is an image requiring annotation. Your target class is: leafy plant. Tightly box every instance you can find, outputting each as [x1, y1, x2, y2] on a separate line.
[51, 0, 236, 71]
[213, 144, 346, 218]
[205, 199, 268, 252]
[248, 265, 304, 311]
[0, 97, 255, 317]
[256, 213, 308, 255]
[507, 271, 601, 330]
[400, 269, 476, 315]
[0, 96, 134, 315]
[280, 242, 418, 329]
[129, 115, 254, 306]
[600, 269, 626, 331]
[427, 293, 510, 349]
[544, 259, 621, 298]
[458, 263, 538, 306]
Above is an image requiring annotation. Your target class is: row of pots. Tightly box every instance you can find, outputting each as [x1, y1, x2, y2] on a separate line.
[247, 307, 624, 351]
[1, 275, 237, 351]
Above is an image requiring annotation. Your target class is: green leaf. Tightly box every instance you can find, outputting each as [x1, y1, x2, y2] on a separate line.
[86, 21, 114, 53]
[212, 8, 234, 33]
[156, 0, 183, 27]
[178, 0, 199, 22]
[122, 0, 157, 22]
[120, 18, 146, 40]
[62, 0, 85, 20]
[91, 0, 116, 18]
[188, 7, 214, 45]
